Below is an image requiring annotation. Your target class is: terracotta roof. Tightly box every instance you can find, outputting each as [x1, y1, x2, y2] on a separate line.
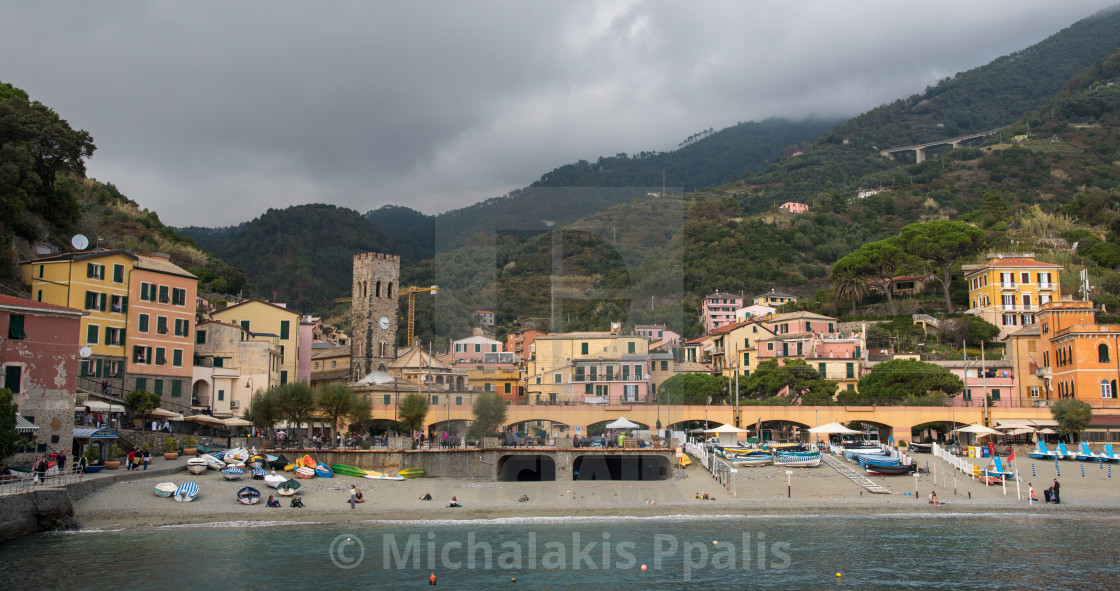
[684, 336, 710, 345]
[971, 257, 1064, 269]
[709, 321, 751, 335]
[134, 255, 197, 279]
[0, 294, 86, 315]
[311, 345, 350, 360]
[27, 249, 136, 264]
[214, 298, 301, 317]
[1006, 324, 1041, 337]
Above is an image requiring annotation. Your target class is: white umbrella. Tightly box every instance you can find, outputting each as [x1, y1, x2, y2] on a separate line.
[953, 424, 1002, 436]
[808, 422, 861, 435]
[605, 417, 640, 429]
[1005, 427, 1035, 436]
[223, 417, 252, 427]
[184, 414, 227, 427]
[704, 424, 749, 434]
[149, 408, 185, 420]
[1037, 428, 1057, 435]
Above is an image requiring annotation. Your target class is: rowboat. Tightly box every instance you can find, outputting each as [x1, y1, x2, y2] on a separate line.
[283, 463, 295, 472]
[732, 457, 773, 467]
[298, 455, 318, 468]
[155, 482, 177, 497]
[907, 443, 932, 454]
[248, 455, 265, 469]
[251, 467, 265, 480]
[174, 482, 199, 502]
[222, 467, 244, 481]
[224, 447, 251, 463]
[186, 458, 208, 475]
[396, 468, 425, 479]
[774, 452, 821, 467]
[364, 471, 406, 481]
[330, 464, 368, 478]
[314, 463, 333, 478]
[268, 454, 289, 470]
[237, 486, 262, 505]
[865, 463, 917, 476]
[295, 466, 315, 479]
[277, 478, 301, 496]
[264, 472, 287, 488]
[200, 454, 226, 470]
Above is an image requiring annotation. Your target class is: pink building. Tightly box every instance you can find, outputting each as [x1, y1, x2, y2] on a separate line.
[635, 324, 681, 348]
[505, 329, 545, 360]
[780, 202, 809, 214]
[936, 359, 1017, 407]
[702, 290, 744, 333]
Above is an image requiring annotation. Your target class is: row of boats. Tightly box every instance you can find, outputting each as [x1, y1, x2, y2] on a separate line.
[1028, 441, 1120, 462]
[835, 441, 918, 476]
[716, 444, 823, 467]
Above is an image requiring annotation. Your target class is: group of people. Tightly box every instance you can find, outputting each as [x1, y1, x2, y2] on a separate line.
[348, 484, 366, 508]
[125, 449, 151, 470]
[149, 420, 173, 433]
[418, 492, 464, 507]
[694, 492, 717, 501]
[1030, 479, 1061, 504]
[266, 494, 304, 508]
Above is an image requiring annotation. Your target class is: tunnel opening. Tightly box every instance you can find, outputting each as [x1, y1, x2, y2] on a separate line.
[572, 454, 672, 481]
[497, 454, 557, 481]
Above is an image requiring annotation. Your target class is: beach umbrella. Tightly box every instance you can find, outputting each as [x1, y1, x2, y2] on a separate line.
[223, 417, 252, 427]
[953, 424, 1002, 436]
[1037, 428, 1057, 434]
[808, 422, 861, 435]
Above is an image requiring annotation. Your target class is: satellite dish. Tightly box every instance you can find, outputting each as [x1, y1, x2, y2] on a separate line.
[71, 234, 89, 250]
[79, 346, 92, 358]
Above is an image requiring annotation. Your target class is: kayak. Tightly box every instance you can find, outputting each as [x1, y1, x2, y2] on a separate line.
[299, 455, 317, 468]
[314, 463, 333, 478]
[330, 464, 368, 478]
[396, 468, 425, 479]
[364, 471, 405, 481]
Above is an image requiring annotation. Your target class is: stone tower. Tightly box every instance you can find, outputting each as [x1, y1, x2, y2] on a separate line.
[350, 252, 401, 380]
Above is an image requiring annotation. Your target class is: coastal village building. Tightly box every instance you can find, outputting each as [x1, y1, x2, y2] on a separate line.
[310, 345, 351, 388]
[753, 289, 798, 308]
[635, 324, 682, 350]
[1035, 301, 1120, 407]
[192, 320, 281, 417]
[963, 253, 1062, 339]
[890, 273, 933, 297]
[505, 329, 544, 361]
[210, 299, 310, 387]
[449, 331, 504, 363]
[1, 295, 86, 461]
[779, 202, 809, 214]
[472, 310, 495, 326]
[21, 250, 198, 407]
[701, 290, 744, 333]
[735, 304, 776, 322]
[527, 331, 652, 405]
[350, 252, 401, 380]
[1006, 324, 1049, 406]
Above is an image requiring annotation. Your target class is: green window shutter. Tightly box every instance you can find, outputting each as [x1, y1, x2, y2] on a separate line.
[139, 314, 149, 332]
[154, 379, 163, 395]
[622, 365, 630, 381]
[846, 363, 854, 379]
[8, 314, 26, 339]
[213, 357, 223, 368]
[628, 342, 635, 353]
[383, 395, 391, 405]
[86, 263, 94, 278]
[140, 283, 149, 301]
[581, 343, 588, 355]
[504, 383, 511, 393]
[173, 349, 182, 367]
[113, 264, 124, 283]
[85, 291, 93, 309]
[157, 317, 167, 334]
[135, 377, 147, 391]
[196, 330, 206, 345]
[280, 371, 288, 385]
[796, 342, 803, 355]
[171, 380, 181, 397]
[818, 363, 826, 376]
[79, 360, 89, 376]
[121, 296, 128, 313]
[241, 320, 250, 332]
[87, 324, 98, 344]
[159, 285, 169, 303]
[116, 363, 123, 378]
[146, 347, 153, 364]
[99, 293, 107, 311]
[94, 359, 103, 377]
[156, 347, 166, 365]
[280, 320, 290, 340]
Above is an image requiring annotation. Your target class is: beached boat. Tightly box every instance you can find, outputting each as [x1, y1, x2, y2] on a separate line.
[298, 455, 318, 468]
[268, 454, 289, 470]
[174, 482, 199, 502]
[155, 482, 177, 497]
[200, 454, 226, 470]
[865, 462, 917, 475]
[224, 447, 251, 463]
[364, 471, 406, 481]
[283, 463, 295, 472]
[330, 464, 368, 478]
[264, 472, 287, 488]
[83, 465, 106, 473]
[732, 456, 773, 467]
[251, 466, 265, 480]
[314, 463, 333, 478]
[295, 466, 315, 479]
[277, 478, 301, 496]
[248, 455, 265, 469]
[237, 486, 261, 505]
[186, 458, 208, 474]
[774, 452, 821, 467]
[907, 443, 933, 454]
[396, 468, 425, 479]
[221, 466, 244, 481]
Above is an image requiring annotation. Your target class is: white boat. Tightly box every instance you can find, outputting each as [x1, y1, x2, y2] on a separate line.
[155, 482, 177, 497]
[264, 472, 287, 488]
[224, 447, 251, 463]
[186, 458, 208, 474]
[732, 457, 773, 467]
[174, 482, 199, 502]
[222, 466, 244, 481]
[200, 454, 226, 470]
[774, 452, 822, 467]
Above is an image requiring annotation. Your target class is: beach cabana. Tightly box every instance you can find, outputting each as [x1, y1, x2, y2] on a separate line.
[704, 423, 749, 447]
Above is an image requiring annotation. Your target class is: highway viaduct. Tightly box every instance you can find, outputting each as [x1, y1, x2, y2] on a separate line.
[879, 127, 1007, 164]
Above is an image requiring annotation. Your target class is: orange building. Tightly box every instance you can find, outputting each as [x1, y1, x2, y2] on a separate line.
[125, 254, 198, 402]
[1028, 300, 1120, 408]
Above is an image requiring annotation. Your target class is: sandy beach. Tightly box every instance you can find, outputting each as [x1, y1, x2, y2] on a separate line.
[72, 454, 1120, 529]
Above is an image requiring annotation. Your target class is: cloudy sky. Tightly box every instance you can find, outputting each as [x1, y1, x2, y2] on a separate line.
[0, 2, 1112, 226]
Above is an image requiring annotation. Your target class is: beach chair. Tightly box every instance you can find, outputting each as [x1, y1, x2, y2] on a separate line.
[1057, 442, 1077, 460]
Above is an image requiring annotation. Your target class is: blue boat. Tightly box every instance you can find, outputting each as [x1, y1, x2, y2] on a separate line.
[314, 463, 333, 478]
[174, 482, 199, 502]
[221, 466, 244, 481]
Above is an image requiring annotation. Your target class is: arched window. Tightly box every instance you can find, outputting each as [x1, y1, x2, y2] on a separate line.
[375, 281, 382, 298]
[1100, 344, 1110, 364]
[387, 282, 394, 298]
[1103, 379, 1114, 399]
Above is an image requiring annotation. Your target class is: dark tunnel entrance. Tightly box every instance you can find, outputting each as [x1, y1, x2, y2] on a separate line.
[497, 455, 557, 481]
[572, 454, 672, 481]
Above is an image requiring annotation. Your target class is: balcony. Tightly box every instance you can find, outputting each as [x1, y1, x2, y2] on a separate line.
[1038, 283, 1056, 291]
[1000, 282, 1017, 290]
[1035, 365, 1051, 379]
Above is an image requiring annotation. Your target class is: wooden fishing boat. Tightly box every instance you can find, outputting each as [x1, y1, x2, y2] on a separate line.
[200, 454, 226, 470]
[237, 486, 262, 505]
[330, 464, 368, 478]
[224, 447, 250, 463]
[174, 482, 199, 502]
[314, 463, 333, 478]
[155, 482, 177, 497]
[277, 478, 301, 496]
[396, 468, 425, 479]
[865, 462, 917, 475]
[295, 466, 315, 479]
[774, 452, 821, 467]
[732, 456, 773, 467]
[186, 458, 208, 475]
[221, 466, 244, 481]
[264, 472, 287, 488]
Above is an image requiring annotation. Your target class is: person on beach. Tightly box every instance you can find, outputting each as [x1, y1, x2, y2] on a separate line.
[1051, 479, 1060, 504]
[928, 491, 939, 507]
[266, 495, 281, 507]
[290, 495, 304, 508]
[1029, 483, 1037, 502]
[419, 493, 432, 501]
[355, 488, 365, 503]
[448, 496, 461, 508]
[518, 495, 529, 502]
[142, 449, 151, 470]
[127, 449, 136, 471]
[349, 484, 357, 509]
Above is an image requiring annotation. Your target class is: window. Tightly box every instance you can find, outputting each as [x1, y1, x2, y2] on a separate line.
[241, 320, 250, 332]
[172, 288, 186, 306]
[846, 363, 854, 379]
[213, 357, 223, 368]
[140, 282, 152, 301]
[196, 330, 206, 345]
[581, 343, 589, 355]
[491, 344, 497, 353]
[174, 318, 189, 337]
[217, 389, 224, 401]
[805, 321, 811, 332]
[504, 383, 511, 394]
[111, 295, 126, 313]
[113, 264, 124, 283]
[86, 324, 99, 344]
[1003, 314, 1016, 326]
[154, 379, 164, 395]
[589, 366, 597, 381]
[606, 366, 614, 381]
[964, 389, 972, 401]
[280, 371, 288, 385]
[661, 360, 668, 371]
[456, 396, 463, 405]
[622, 365, 630, 381]
[158, 285, 170, 303]
[767, 343, 774, 351]
[135, 377, 147, 391]
[1030, 386, 1040, 398]
[280, 320, 290, 340]
[2, 365, 20, 393]
[38, 265, 43, 278]
[474, 344, 480, 353]
[1102, 380, 1113, 399]
[138, 314, 149, 333]
[623, 384, 638, 401]
[105, 327, 123, 346]
[818, 362, 827, 376]
[628, 342, 635, 354]
[1100, 344, 1110, 364]
[432, 395, 439, 404]
[535, 377, 541, 385]
[157, 316, 168, 334]
[170, 380, 181, 398]
[85, 291, 107, 311]
[7, 314, 25, 340]
[133, 346, 152, 363]
[172, 349, 182, 367]
[553, 373, 562, 384]
[991, 388, 1001, 401]
[155, 348, 167, 365]
[384, 395, 392, 405]
[575, 367, 585, 381]
[86, 263, 104, 279]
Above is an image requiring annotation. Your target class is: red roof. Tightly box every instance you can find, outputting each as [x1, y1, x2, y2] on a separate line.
[709, 320, 751, 335]
[0, 294, 83, 314]
[983, 258, 1063, 268]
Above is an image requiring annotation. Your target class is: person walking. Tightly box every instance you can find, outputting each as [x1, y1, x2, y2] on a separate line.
[349, 484, 358, 509]
[127, 449, 136, 471]
[142, 449, 151, 471]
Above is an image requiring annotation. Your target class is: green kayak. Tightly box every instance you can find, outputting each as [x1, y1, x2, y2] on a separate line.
[397, 467, 425, 479]
[329, 464, 368, 478]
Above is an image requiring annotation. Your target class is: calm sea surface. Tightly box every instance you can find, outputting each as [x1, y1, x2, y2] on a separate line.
[1, 514, 1114, 590]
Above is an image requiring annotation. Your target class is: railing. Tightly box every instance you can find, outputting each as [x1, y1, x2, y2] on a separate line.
[933, 442, 977, 478]
[686, 440, 735, 496]
[0, 465, 84, 496]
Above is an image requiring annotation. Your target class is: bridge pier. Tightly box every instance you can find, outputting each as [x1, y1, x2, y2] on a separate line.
[914, 147, 925, 164]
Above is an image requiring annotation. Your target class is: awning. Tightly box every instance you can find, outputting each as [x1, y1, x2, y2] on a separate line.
[184, 414, 227, 427]
[605, 417, 641, 429]
[705, 424, 749, 434]
[807, 422, 861, 435]
[73, 428, 118, 439]
[148, 408, 185, 420]
[76, 401, 125, 413]
[16, 415, 38, 433]
[222, 417, 252, 427]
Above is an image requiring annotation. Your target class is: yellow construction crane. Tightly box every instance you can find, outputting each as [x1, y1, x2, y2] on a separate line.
[399, 285, 438, 347]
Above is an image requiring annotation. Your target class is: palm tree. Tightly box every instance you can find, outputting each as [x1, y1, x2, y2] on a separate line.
[830, 264, 875, 316]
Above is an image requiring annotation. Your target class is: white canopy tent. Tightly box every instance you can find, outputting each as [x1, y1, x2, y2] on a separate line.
[704, 423, 749, 446]
[605, 417, 640, 430]
[807, 422, 861, 434]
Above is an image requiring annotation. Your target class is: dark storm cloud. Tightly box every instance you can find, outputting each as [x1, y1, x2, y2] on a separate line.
[0, 1, 1111, 225]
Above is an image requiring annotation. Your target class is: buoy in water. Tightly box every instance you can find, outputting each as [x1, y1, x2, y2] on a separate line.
[836, 572, 842, 578]
[641, 564, 647, 571]
[429, 572, 437, 585]
[511, 577, 516, 583]
[712, 540, 718, 545]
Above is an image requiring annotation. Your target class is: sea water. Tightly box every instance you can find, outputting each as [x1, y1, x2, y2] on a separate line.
[1, 514, 1117, 590]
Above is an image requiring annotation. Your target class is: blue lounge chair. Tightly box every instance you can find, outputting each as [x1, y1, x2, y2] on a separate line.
[1104, 444, 1120, 462]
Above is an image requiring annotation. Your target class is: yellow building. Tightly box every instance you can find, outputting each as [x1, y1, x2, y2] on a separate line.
[211, 299, 305, 385]
[707, 320, 776, 378]
[527, 332, 651, 405]
[962, 254, 1062, 339]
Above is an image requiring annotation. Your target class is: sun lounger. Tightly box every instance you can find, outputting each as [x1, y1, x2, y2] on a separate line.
[1104, 444, 1120, 462]
[1078, 442, 1104, 461]
[1057, 442, 1077, 460]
